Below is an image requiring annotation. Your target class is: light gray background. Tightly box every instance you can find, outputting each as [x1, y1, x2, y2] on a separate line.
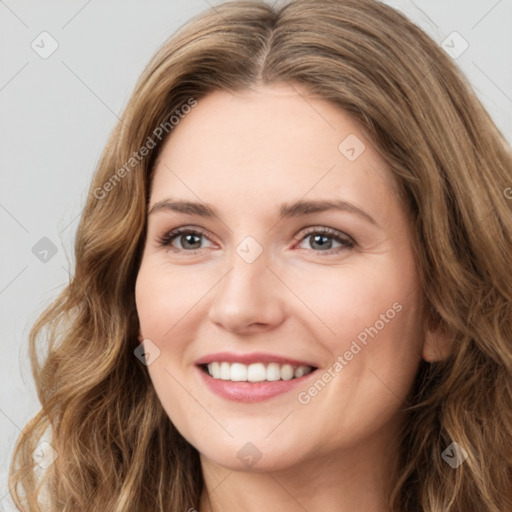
[1, 1, 511, 509]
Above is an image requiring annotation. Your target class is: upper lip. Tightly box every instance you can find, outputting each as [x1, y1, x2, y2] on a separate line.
[195, 351, 318, 368]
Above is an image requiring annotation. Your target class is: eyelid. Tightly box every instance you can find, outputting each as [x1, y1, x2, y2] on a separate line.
[156, 224, 355, 255]
[156, 225, 215, 252]
[293, 226, 354, 244]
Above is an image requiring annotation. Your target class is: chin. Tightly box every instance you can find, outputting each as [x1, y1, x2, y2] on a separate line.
[199, 448, 299, 473]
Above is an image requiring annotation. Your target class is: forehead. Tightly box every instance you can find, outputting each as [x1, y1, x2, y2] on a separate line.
[150, 83, 398, 219]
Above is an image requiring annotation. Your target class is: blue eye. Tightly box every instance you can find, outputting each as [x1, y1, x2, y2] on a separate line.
[157, 226, 355, 256]
[298, 227, 355, 254]
[157, 227, 211, 253]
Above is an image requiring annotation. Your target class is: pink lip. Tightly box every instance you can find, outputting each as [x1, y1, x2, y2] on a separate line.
[196, 365, 318, 403]
[194, 351, 318, 368]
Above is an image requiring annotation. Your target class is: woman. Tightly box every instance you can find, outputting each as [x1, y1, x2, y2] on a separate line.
[9, 0, 512, 511]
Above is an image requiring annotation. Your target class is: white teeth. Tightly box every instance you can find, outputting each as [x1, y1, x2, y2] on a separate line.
[211, 362, 220, 377]
[205, 362, 314, 382]
[247, 363, 266, 382]
[230, 363, 247, 381]
[294, 366, 308, 378]
[220, 362, 230, 380]
[266, 362, 281, 381]
[281, 364, 294, 381]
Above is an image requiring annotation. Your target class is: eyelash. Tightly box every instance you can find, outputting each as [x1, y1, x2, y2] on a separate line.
[156, 226, 355, 256]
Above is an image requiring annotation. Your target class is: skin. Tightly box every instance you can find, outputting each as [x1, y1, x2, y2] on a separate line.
[135, 82, 450, 512]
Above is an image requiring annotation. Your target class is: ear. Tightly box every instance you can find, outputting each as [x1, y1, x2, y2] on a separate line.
[137, 329, 144, 343]
[422, 308, 452, 362]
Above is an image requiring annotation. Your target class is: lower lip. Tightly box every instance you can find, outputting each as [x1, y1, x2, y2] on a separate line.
[196, 365, 318, 403]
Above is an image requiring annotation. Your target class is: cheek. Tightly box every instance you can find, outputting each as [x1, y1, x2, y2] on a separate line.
[136, 247, 422, 361]
[134, 262, 201, 434]
[290, 257, 424, 418]
[289, 265, 423, 448]
[135, 260, 205, 337]
[134, 248, 424, 457]
[288, 258, 421, 351]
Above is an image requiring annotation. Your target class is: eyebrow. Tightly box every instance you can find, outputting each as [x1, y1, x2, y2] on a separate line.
[148, 198, 378, 226]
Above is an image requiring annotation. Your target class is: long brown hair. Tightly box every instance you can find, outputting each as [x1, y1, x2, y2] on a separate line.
[9, 1, 512, 510]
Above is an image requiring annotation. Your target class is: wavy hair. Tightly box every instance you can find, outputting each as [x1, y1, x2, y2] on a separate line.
[9, 0, 512, 510]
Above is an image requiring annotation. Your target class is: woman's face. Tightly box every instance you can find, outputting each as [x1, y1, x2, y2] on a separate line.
[135, 82, 427, 472]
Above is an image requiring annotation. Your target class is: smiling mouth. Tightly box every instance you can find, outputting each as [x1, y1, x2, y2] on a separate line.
[199, 362, 317, 382]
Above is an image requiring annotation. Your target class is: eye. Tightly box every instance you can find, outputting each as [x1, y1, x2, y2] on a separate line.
[156, 225, 355, 255]
[295, 227, 355, 255]
[157, 227, 213, 254]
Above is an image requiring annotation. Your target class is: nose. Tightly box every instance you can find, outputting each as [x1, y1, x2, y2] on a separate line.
[208, 249, 287, 335]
